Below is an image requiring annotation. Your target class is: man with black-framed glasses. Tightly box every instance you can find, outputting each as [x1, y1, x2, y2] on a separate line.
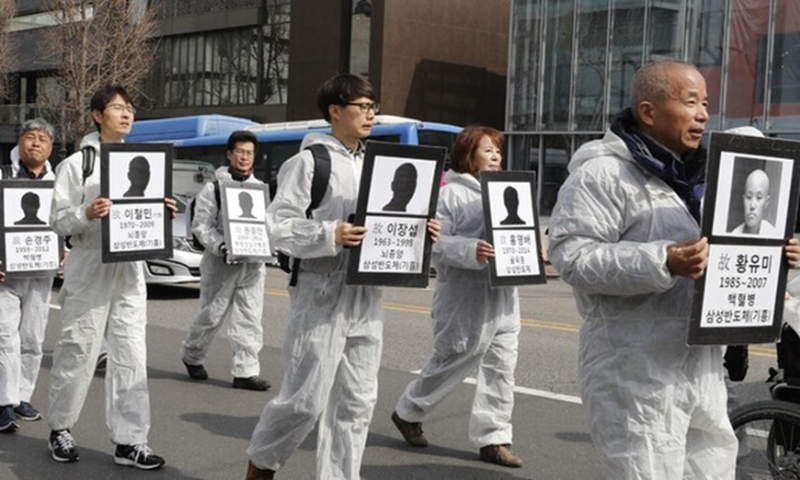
[47, 85, 175, 470]
[245, 73, 441, 480]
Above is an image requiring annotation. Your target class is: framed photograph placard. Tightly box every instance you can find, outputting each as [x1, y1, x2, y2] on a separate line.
[480, 171, 546, 287]
[101, 143, 173, 263]
[689, 132, 800, 345]
[346, 141, 446, 287]
[220, 181, 272, 263]
[0, 180, 64, 278]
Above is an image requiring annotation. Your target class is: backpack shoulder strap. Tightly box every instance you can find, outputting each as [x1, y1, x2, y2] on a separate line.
[81, 146, 95, 185]
[287, 145, 332, 287]
[305, 144, 331, 216]
[213, 180, 221, 209]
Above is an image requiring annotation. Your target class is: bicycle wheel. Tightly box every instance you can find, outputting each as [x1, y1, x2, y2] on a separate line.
[730, 400, 800, 479]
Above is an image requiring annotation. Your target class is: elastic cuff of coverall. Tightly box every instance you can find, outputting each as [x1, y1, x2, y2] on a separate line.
[326, 220, 344, 255]
[75, 204, 93, 229]
[656, 239, 681, 289]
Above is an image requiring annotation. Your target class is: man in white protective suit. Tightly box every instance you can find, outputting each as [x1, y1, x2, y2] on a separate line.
[0, 118, 57, 431]
[245, 74, 440, 480]
[181, 130, 271, 391]
[47, 85, 175, 470]
[548, 60, 800, 479]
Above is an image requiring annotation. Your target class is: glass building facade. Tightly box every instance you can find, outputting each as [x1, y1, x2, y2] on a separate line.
[507, 0, 800, 214]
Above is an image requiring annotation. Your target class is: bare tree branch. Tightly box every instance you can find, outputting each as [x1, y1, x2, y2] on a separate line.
[39, 0, 159, 150]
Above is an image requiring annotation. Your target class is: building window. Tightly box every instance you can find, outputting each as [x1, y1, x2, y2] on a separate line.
[757, 31, 800, 105]
[145, 1, 290, 109]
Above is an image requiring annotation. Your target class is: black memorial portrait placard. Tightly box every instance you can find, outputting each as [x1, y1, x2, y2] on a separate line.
[346, 141, 446, 287]
[101, 143, 173, 263]
[480, 171, 546, 287]
[689, 133, 800, 345]
[220, 182, 272, 263]
[0, 180, 64, 278]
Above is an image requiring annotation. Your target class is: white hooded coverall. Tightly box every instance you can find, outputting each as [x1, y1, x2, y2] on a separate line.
[395, 169, 520, 447]
[547, 129, 737, 479]
[48, 132, 151, 446]
[181, 167, 266, 377]
[0, 152, 56, 407]
[247, 133, 383, 480]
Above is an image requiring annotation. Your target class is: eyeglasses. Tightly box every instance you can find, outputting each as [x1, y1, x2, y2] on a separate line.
[106, 103, 136, 115]
[342, 102, 380, 114]
[232, 148, 255, 158]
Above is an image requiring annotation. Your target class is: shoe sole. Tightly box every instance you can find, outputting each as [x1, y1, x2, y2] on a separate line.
[232, 384, 270, 391]
[49, 444, 79, 463]
[114, 456, 165, 470]
[15, 413, 42, 421]
[0, 422, 18, 433]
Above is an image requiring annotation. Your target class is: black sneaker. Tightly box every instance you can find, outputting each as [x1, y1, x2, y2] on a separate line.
[49, 429, 79, 462]
[14, 401, 42, 421]
[183, 360, 208, 381]
[114, 444, 165, 470]
[232, 376, 271, 391]
[0, 405, 18, 433]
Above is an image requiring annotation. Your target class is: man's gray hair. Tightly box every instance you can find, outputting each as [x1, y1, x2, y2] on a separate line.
[631, 59, 699, 109]
[20, 118, 56, 141]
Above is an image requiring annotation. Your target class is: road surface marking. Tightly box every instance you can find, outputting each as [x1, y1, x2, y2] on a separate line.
[411, 369, 583, 405]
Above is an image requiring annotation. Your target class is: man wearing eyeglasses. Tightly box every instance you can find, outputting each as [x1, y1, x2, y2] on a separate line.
[245, 74, 440, 480]
[180, 130, 271, 392]
[47, 85, 174, 470]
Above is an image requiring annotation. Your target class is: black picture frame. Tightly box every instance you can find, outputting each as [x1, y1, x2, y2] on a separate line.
[346, 141, 446, 287]
[101, 143, 173, 263]
[220, 181, 273, 263]
[689, 132, 800, 345]
[480, 171, 547, 287]
[0, 180, 64, 278]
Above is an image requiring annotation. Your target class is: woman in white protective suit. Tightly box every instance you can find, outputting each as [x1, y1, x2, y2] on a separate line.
[390, 125, 523, 468]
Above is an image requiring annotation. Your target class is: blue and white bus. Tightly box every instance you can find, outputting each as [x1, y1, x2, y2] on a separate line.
[169, 115, 462, 194]
[126, 114, 256, 143]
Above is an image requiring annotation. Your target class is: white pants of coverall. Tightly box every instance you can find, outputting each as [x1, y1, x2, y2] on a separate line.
[395, 289, 520, 447]
[181, 254, 266, 377]
[48, 248, 150, 446]
[248, 271, 383, 480]
[0, 278, 52, 406]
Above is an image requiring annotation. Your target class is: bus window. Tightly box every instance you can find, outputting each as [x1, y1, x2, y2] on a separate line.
[261, 141, 302, 197]
[368, 134, 402, 143]
[175, 145, 227, 166]
[419, 130, 457, 170]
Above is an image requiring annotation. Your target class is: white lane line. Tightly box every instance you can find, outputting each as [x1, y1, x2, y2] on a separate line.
[50, 304, 60, 310]
[410, 369, 583, 405]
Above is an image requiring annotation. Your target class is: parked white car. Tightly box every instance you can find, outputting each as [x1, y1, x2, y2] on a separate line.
[143, 160, 214, 285]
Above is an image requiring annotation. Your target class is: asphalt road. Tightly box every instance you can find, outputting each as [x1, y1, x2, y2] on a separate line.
[0, 268, 781, 479]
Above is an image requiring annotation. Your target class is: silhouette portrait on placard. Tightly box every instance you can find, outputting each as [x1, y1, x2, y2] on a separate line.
[123, 155, 151, 197]
[383, 162, 418, 212]
[730, 168, 778, 236]
[15, 192, 46, 225]
[238, 191, 256, 219]
[499, 186, 525, 225]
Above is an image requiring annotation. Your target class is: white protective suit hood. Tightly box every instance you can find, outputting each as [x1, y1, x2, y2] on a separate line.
[547, 127, 737, 479]
[9, 145, 55, 179]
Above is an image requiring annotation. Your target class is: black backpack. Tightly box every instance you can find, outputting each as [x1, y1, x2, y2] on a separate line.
[276, 144, 332, 287]
[188, 181, 221, 251]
